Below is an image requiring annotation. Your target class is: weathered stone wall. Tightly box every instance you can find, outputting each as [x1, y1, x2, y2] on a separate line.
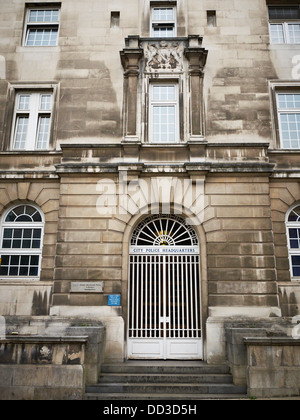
[0, 336, 87, 400]
[0, 0, 299, 369]
[270, 179, 300, 317]
[0, 180, 59, 316]
[2, 318, 105, 385]
[196, 0, 278, 145]
[0, 0, 280, 147]
[205, 175, 279, 317]
[245, 338, 300, 398]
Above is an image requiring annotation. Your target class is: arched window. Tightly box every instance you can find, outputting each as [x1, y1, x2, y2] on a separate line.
[286, 205, 300, 280]
[0, 204, 44, 279]
[131, 214, 199, 247]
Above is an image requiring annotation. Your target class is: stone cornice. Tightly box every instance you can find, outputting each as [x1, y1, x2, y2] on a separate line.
[1, 143, 299, 177]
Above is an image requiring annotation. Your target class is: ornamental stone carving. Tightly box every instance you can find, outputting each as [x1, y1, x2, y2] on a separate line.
[142, 40, 185, 73]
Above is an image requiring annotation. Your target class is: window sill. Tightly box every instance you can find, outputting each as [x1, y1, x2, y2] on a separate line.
[270, 43, 300, 48]
[0, 150, 61, 155]
[0, 278, 45, 283]
[268, 149, 300, 153]
[16, 46, 60, 53]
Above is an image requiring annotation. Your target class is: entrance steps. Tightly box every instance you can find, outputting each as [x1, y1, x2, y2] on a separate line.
[84, 361, 247, 400]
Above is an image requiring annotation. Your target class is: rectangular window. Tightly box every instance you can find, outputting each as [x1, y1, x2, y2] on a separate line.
[11, 92, 53, 151]
[24, 6, 60, 46]
[151, 6, 177, 37]
[111, 11, 120, 28]
[149, 84, 179, 143]
[277, 92, 300, 149]
[268, 6, 300, 44]
[0, 255, 40, 277]
[207, 11, 217, 27]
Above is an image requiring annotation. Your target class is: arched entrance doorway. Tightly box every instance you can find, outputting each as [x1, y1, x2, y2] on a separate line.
[127, 214, 202, 360]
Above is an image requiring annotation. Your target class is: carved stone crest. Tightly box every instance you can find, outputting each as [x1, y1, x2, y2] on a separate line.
[143, 41, 184, 73]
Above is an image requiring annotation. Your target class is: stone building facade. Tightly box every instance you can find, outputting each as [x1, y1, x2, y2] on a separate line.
[0, 0, 299, 369]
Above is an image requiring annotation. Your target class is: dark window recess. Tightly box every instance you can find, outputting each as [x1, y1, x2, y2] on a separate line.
[207, 10, 217, 27]
[111, 11, 120, 28]
[268, 6, 300, 20]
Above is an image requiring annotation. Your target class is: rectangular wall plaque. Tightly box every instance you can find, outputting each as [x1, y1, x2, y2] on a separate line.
[108, 294, 121, 306]
[71, 282, 104, 293]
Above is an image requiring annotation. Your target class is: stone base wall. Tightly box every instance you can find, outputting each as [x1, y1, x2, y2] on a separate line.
[0, 336, 87, 400]
[245, 338, 300, 398]
[3, 317, 105, 385]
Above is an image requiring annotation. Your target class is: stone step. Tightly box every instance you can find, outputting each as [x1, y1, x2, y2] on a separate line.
[86, 383, 247, 395]
[98, 373, 234, 384]
[101, 363, 230, 375]
[84, 392, 248, 400]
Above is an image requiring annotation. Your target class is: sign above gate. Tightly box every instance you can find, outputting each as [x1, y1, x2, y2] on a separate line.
[130, 246, 200, 255]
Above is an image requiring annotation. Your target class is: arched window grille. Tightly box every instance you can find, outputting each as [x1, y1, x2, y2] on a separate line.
[286, 205, 300, 280]
[0, 204, 44, 279]
[131, 214, 199, 247]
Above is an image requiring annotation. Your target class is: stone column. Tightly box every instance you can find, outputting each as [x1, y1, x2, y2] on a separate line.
[120, 36, 143, 142]
[184, 36, 208, 141]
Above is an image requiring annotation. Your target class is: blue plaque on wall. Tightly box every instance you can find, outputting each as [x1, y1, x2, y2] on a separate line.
[108, 294, 121, 306]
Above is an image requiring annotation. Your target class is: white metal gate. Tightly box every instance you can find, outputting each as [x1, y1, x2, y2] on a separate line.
[127, 215, 202, 360]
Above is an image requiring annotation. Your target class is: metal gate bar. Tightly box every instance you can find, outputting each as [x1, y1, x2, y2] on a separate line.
[129, 254, 201, 340]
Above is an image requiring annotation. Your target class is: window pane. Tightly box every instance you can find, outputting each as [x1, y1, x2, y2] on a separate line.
[153, 26, 174, 38]
[40, 95, 52, 111]
[268, 7, 300, 20]
[152, 106, 176, 143]
[152, 85, 176, 101]
[289, 228, 300, 249]
[3, 229, 13, 239]
[36, 116, 51, 149]
[269, 24, 285, 44]
[279, 113, 300, 149]
[29, 9, 60, 23]
[292, 256, 300, 277]
[19, 266, 29, 276]
[18, 95, 30, 111]
[9, 266, 19, 276]
[14, 116, 29, 149]
[29, 266, 39, 276]
[0, 254, 40, 277]
[0, 267, 8, 276]
[1, 256, 9, 265]
[288, 206, 300, 222]
[26, 28, 58, 46]
[5, 206, 42, 223]
[153, 8, 174, 21]
[11, 255, 20, 266]
[278, 94, 300, 109]
[288, 24, 300, 44]
[2, 240, 11, 249]
[16, 215, 32, 222]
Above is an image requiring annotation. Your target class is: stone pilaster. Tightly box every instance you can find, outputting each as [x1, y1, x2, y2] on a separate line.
[120, 36, 143, 142]
[184, 36, 208, 141]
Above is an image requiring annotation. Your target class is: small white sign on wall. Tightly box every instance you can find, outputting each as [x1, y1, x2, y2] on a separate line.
[71, 282, 104, 293]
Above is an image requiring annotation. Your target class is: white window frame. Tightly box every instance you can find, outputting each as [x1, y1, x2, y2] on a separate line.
[268, 5, 300, 44]
[269, 22, 300, 44]
[276, 91, 300, 149]
[11, 91, 53, 151]
[0, 205, 45, 281]
[150, 6, 177, 38]
[23, 6, 60, 47]
[149, 83, 180, 144]
[286, 205, 300, 281]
